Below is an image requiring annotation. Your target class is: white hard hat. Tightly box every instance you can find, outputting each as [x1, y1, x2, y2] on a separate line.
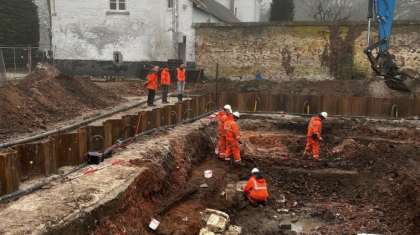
[233, 111, 240, 118]
[252, 168, 259, 173]
[320, 112, 328, 119]
[223, 104, 232, 113]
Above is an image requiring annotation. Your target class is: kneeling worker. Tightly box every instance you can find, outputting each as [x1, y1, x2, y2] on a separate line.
[224, 111, 242, 165]
[303, 112, 328, 161]
[243, 168, 269, 204]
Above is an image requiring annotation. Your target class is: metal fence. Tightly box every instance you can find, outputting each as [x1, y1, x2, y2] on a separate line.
[0, 50, 6, 84]
[0, 45, 54, 81]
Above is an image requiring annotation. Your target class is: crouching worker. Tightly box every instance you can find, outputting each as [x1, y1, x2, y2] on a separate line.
[242, 168, 269, 205]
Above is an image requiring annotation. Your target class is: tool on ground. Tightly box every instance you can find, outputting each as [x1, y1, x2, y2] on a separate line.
[68, 160, 124, 181]
[245, 142, 254, 153]
[365, 0, 420, 92]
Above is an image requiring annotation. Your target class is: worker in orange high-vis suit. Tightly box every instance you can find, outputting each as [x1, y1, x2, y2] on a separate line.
[303, 112, 328, 161]
[146, 66, 159, 107]
[216, 104, 232, 160]
[224, 112, 242, 165]
[242, 168, 269, 204]
[176, 63, 186, 102]
[161, 65, 171, 104]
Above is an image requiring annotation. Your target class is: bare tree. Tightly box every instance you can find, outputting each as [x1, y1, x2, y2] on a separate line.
[300, 0, 365, 21]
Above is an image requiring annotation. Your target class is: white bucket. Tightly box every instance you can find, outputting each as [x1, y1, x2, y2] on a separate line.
[149, 218, 160, 230]
[204, 170, 213, 178]
[215, 148, 219, 154]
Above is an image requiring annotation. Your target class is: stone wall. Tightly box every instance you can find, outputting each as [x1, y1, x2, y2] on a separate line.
[194, 21, 420, 81]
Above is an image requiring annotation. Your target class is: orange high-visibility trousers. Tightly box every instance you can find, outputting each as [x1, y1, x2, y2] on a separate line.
[304, 137, 320, 160]
[246, 190, 268, 204]
[218, 135, 227, 159]
[225, 140, 241, 163]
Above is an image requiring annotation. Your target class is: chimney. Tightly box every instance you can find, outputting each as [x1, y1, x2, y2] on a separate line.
[230, 0, 235, 13]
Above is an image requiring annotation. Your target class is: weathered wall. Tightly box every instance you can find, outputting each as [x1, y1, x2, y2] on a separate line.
[51, 0, 198, 77]
[194, 21, 420, 80]
[33, 0, 50, 46]
[52, 0, 173, 62]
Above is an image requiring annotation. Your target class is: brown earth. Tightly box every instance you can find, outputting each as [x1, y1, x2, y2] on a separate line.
[0, 63, 123, 136]
[123, 78, 413, 98]
[89, 115, 420, 235]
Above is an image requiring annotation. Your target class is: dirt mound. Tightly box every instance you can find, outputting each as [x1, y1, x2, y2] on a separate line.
[0, 63, 121, 136]
[180, 78, 413, 98]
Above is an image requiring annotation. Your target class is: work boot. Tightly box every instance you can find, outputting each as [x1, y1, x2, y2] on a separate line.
[177, 94, 181, 102]
[313, 157, 320, 162]
[303, 156, 312, 160]
[148, 103, 156, 107]
[225, 160, 231, 165]
[180, 94, 183, 102]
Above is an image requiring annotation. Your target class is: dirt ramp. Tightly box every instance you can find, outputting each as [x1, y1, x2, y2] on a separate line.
[0, 63, 121, 135]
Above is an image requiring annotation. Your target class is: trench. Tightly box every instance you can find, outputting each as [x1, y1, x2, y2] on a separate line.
[15, 114, 420, 235]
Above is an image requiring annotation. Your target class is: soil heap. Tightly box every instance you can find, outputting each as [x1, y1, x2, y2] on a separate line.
[0, 63, 121, 136]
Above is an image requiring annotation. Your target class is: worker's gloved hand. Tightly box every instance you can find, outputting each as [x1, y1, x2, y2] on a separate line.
[144, 82, 147, 86]
[311, 133, 318, 139]
[238, 140, 243, 144]
[318, 137, 323, 141]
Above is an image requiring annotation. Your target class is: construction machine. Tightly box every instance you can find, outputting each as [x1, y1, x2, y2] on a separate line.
[365, 0, 420, 92]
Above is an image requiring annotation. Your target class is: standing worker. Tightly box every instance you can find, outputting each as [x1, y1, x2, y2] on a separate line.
[161, 65, 171, 104]
[217, 104, 232, 160]
[224, 111, 242, 165]
[303, 112, 328, 161]
[146, 66, 159, 107]
[176, 63, 186, 102]
[242, 168, 269, 205]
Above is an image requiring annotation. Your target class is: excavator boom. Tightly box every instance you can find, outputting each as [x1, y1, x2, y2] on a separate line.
[365, 0, 420, 92]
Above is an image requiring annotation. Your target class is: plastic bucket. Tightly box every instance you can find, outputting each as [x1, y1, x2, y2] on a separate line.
[215, 148, 219, 154]
[149, 218, 160, 230]
[204, 170, 213, 178]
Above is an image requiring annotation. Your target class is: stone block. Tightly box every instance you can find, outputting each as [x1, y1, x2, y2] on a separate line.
[280, 222, 292, 230]
[200, 228, 216, 235]
[207, 214, 228, 233]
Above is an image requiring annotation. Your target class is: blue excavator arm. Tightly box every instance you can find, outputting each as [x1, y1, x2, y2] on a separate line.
[365, 0, 420, 92]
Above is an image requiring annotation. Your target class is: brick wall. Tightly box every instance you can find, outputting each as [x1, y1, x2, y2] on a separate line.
[194, 21, 420, 81]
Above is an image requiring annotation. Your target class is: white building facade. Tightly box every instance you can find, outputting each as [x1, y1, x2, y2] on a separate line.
[47, 0, 255, 77]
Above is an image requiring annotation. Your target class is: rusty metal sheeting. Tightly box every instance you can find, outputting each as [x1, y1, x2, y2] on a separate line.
[16, 139, 57, 179]
[55, 130, 86, 167]
[0, 150, 20, 195]
[1, 91, 420, 197]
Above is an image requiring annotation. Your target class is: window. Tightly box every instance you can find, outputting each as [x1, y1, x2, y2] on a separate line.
[110, 0, 126, 11]
[168, 0, 173, 8]
[113, 52, 123, 65]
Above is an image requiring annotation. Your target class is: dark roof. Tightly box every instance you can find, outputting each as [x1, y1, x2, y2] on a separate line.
[191, 0, 240, 22]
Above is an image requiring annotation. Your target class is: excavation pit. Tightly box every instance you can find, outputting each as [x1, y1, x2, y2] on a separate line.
[1, 113, 420, 235]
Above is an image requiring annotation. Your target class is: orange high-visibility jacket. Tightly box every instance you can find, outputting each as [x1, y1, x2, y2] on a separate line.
[224, 119, 241, 143]
[147, 70, 158, 91]
[244, 175, 269, 201]
[177, 68, 186, 82]
[161, 70, 171, 85]
[218, 111, 229, 135]
[307, 116, 322, 139]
